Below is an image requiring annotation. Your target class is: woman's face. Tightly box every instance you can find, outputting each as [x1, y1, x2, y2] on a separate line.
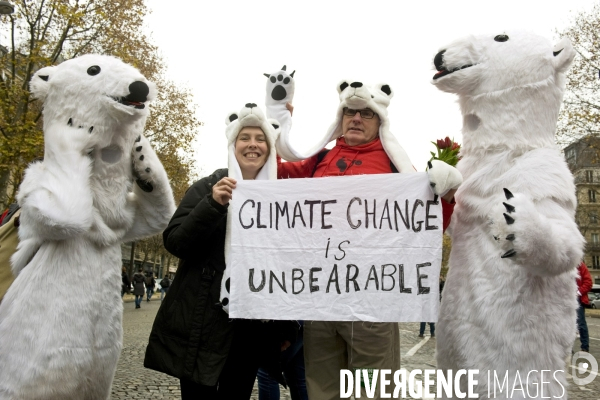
[235, 126, 269, 179]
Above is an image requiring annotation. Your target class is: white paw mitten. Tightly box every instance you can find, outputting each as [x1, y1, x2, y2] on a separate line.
[489, 188, 542, 262]
[264, 65, 297, 161]
[220, 269, 231, 313]
[427, 159, 462, 196]
[131, 134, 167, 193]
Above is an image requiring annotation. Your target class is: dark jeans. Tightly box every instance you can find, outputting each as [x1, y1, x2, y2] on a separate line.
[257, 325, 308, 400]
[134, 295, 143, 307]
[577, 301, 589, 351]
[420, 322, 435, 336]
[179, 319, 272, 400]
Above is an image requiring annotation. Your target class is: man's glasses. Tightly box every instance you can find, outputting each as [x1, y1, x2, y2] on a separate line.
[342, 108, 377, 119]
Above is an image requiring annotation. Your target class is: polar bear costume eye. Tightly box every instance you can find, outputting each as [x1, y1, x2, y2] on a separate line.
[87, 65, 101, 76]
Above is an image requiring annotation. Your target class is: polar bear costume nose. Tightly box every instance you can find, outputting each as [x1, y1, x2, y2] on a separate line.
[125, 81, 149, 103]
[434, 50, 446, 71]
[350, 81, 363, 88]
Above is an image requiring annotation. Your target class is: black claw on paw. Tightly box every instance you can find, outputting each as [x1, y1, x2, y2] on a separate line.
[139, 155, 144, 161]
[145, 167, 151, 173]
[503, 213, 515, 225]
[506, 234, 515, 241]
[503, 188, 514, 200]
[136, 146, 142, 152]
[135, 135, 141, 143]
[428, 161, 433, 170]
[493, 235, 499, 241]
[503, 202, 515, 213]
[430, 182, 436, 187]
[136, 179, 153, 193]
[78, 125, 83, 129]
[88, 126, 93, 133]
[67, 118, 73, 126]
[501, 249, 516, 258]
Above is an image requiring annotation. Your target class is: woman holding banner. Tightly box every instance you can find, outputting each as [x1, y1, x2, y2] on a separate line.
[144, 104, 298, 399]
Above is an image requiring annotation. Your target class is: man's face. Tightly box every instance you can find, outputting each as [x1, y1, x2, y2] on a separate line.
[341, 108, 381, 146]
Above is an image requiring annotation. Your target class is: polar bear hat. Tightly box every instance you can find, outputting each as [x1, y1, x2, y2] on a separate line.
[432, 30, 575, 152]
[225, 103, 281, 181]
[274, 81, 414, 173]
[222, 103, 280, 312]
[30, 54, 156, 149]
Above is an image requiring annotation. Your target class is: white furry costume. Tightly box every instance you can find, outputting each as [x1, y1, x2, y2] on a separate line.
[220, 103, 280, 312]
[433, 31, 584, 399]
[0, 55, 175, 400]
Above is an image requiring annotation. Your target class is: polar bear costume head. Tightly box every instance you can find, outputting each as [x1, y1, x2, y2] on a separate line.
[432, 31, 574, 153]
[30, 54, 156, 150]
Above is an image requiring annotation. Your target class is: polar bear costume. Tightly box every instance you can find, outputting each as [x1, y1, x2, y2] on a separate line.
[0, 54, 175, 400]
[432, 31, 584, 399]
[219, 103, 280, 312]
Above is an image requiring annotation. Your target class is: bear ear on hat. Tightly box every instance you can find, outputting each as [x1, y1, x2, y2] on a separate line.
[337, 80, 350, 94]
[225, 112, 238, 125]
[377, 83, 394, 99]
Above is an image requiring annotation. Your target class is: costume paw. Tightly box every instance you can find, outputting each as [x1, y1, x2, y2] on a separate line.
[220, 274, 230, 314]
[264, 65, 295, 106]
[490, 188, 540, 260]
[427, 160, 462, 196]
[47, 118, 96, 154]
[131, 134, 161, 193]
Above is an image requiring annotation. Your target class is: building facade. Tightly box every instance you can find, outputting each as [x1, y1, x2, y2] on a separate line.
[565, 136, 600, 282]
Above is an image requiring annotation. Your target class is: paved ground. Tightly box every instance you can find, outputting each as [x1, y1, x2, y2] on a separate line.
[112, 296, 600, 399]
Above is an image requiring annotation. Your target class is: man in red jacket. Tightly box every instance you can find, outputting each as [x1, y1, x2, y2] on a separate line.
[577, 261, 592, 352]
[277, 81, 459, 399]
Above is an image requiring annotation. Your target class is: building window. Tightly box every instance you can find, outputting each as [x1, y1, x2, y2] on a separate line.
[590, 190, 597, 203]
[566, 148, 576, 164]
[593, 233, 600, 245]
[587, 170, 594, 182]
[594, 255, 600, 269]
[591, 214, 598, 224]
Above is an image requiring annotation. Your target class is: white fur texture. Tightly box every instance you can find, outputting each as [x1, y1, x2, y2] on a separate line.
[0, 54, 175, 400]
[221, 104, 280, 313]
[433, 31, 583, 399]
[427, 159, 463, 196]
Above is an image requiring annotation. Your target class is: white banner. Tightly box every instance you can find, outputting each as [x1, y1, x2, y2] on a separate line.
[229, 173, 442, 322]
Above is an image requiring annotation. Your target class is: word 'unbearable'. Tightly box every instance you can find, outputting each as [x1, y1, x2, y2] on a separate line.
[238, 197, 440, 231]
[247, 262, 431, 295]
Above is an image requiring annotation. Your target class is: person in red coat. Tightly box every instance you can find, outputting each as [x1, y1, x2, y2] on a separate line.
[576, 261, 592, 352]
[276, 81, 459, 400]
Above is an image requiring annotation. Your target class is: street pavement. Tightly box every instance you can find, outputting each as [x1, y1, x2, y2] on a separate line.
[112, 296, 600, 399]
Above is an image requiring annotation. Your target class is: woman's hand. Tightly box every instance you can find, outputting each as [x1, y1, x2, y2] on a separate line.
[286, 102, 294, 116]
[212, 177, 237, 206]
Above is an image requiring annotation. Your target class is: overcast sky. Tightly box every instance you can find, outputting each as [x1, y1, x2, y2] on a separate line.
[143, 0, 594, 178]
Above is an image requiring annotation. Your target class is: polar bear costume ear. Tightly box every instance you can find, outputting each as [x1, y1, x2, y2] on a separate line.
[552, 38, 575, 74]
[30, 65, 55, 102]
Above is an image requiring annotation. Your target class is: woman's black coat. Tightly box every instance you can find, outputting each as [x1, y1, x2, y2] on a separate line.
[144, 169, 233, 386]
